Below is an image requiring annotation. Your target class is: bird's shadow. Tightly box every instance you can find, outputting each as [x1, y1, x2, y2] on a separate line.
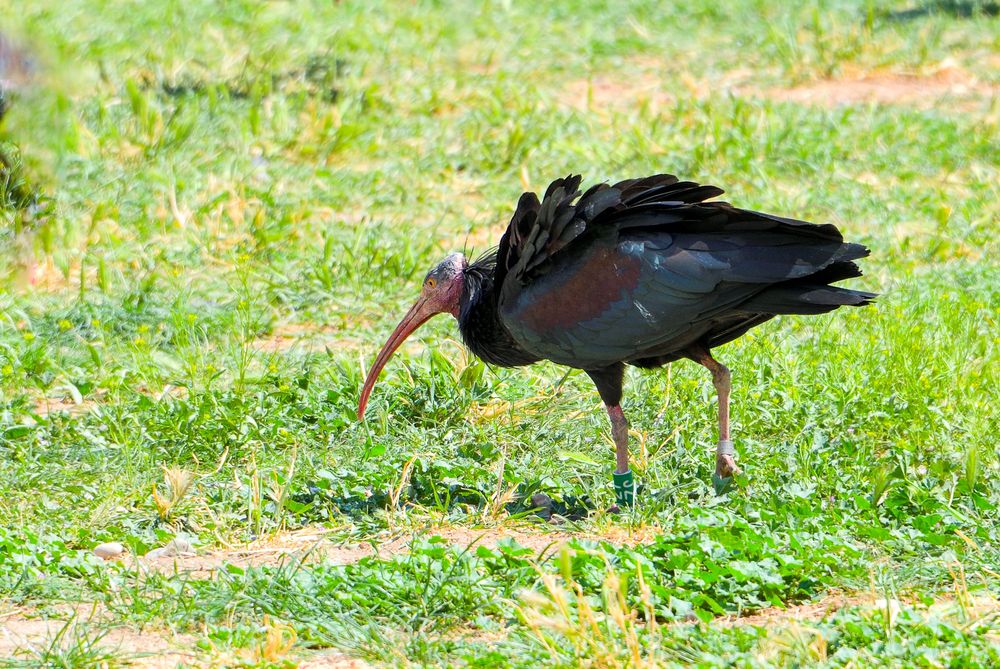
[880, 0, 999, 21]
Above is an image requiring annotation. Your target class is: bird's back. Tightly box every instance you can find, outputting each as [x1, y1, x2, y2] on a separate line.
[495, 175, 874, 369]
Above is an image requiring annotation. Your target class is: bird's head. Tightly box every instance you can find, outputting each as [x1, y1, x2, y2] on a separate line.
[357, 253, 467, 419]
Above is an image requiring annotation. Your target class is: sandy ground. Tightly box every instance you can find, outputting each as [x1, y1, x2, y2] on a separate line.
[0, 523, 673, 666]
[0, 607, 367, 668]
[0, 611, 196, 669]
[0, 527, 577, 667]
[758, 65, 997, 110]
[128, 525, 600, 578]
[253, 323, 368, 354]
[564, 60, 997, 113]
[8, 587, 992, 668]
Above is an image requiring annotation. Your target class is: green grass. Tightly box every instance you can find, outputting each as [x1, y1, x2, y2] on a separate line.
[1, 0, 998, 666]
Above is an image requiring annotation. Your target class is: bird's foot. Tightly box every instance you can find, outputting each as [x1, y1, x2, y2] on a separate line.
[712, 440, 740, 494]
[715, 440, 740, 478]
[715, 453, 740, 478]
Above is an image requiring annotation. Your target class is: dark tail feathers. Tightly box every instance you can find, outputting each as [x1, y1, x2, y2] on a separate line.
[740, 248, 877, 315]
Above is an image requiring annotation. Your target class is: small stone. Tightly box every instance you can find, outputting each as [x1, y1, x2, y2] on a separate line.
[531, 493, 553, 520]
[93, 542, 125, 560]
[167, 537, 194, 554]
[873, 598, 902, 626]
[530, 493, 553, 510]
[548, 513, 567, 526]
[144, 537, 195, 560]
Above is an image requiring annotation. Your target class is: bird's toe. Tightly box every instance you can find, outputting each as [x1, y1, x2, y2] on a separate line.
[715, 453, 740, 478]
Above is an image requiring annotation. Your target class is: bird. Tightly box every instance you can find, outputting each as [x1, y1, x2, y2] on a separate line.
[357, 174, 875, 507]
[0, 32, 35, 123]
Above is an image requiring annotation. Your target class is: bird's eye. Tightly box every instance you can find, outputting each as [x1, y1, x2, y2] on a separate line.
[426, 277, 437, 289]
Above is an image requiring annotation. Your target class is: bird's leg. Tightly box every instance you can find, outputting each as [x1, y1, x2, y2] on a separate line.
[585, 364, 636, 508]
[687, 347, 740, 478]
[609, 405, 630, 474]
[607, 404, 635, 507]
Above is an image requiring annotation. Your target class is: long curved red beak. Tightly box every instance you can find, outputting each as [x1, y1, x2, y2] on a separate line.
[357, 297, 438, 420]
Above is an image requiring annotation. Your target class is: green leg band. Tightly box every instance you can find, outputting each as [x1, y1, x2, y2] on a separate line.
[613, 470, 636, 507]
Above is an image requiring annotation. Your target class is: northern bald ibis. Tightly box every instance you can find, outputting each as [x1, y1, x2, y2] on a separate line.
[358, 174, 875, 506]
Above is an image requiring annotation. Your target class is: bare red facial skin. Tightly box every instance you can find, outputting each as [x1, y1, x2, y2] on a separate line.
[357, 254, 466, 419]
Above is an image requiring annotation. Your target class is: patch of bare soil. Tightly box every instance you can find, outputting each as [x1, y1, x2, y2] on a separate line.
[5, 527, 577, 665]
[563, 73, 676, 112]
[0, 609, 196, 669]
[254, 323, 367, 354]
[0, 608, 371, 668]
[562, 59, 996, 114]
[31, 396, 103, 417]
[377, 525, 576, 557]
[136, 525, 582, 578]
[753, 65, 998, 110]
[298, 651, 372, 668]
[560, 59, 754, 112]
[714, 593, 862, 627]
[714, 590, 1000, 628]
[133, 520, 671, 580]
[29, 386, 186, 418]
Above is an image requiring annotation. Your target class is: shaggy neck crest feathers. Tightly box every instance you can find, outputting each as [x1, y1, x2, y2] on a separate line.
[457, 250, 539, 368]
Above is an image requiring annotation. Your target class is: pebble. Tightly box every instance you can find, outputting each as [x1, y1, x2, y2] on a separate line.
[93, 542, 125, 560]
[873, 598, 902, 626]
[530, 493, 553, 509]
[531, 492, 553, 520]
[144, 537, 195, 559]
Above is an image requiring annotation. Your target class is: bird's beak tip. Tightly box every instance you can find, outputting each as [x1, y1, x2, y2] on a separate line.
[356, 297, 436, 420]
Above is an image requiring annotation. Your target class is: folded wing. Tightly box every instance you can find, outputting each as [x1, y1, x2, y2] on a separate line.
[496, 175, 874, 369]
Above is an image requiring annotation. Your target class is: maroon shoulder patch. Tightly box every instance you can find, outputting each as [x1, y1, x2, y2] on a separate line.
[515, 247, 642, 331]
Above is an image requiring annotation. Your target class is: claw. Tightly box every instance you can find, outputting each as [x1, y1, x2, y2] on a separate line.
[712, 453, 740, 494]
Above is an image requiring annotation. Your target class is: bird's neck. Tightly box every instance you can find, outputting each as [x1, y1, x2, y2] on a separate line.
[457, 266, 538, 368]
